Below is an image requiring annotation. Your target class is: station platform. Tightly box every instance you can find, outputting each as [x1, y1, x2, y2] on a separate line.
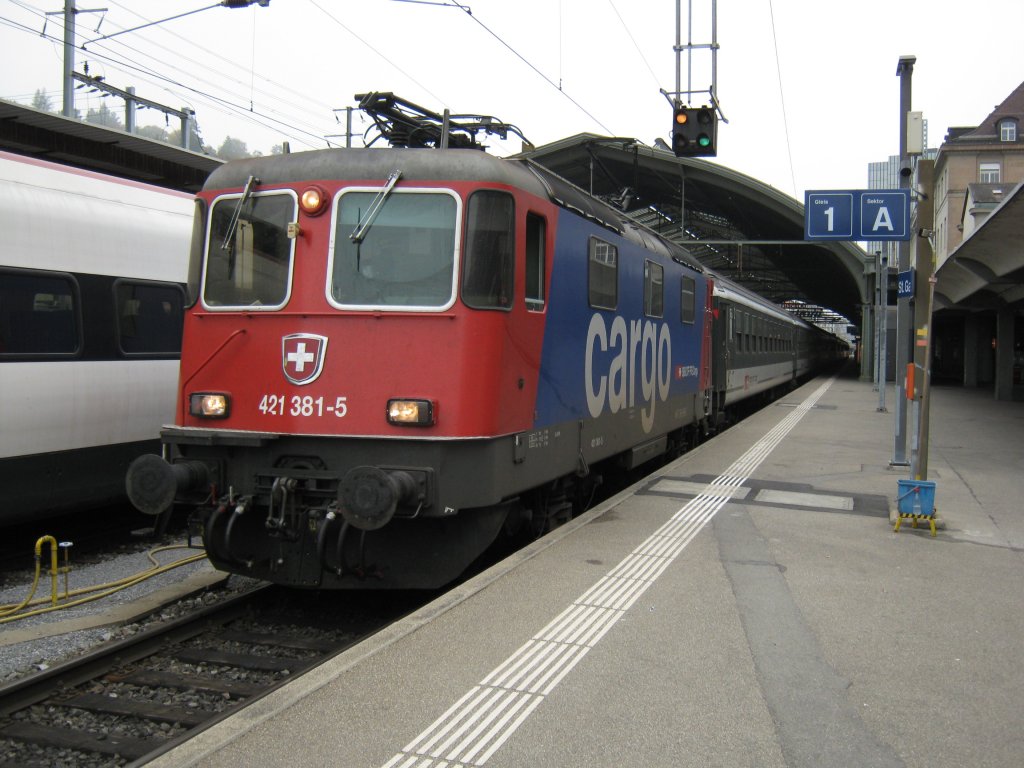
[149, 369, 1024, 768]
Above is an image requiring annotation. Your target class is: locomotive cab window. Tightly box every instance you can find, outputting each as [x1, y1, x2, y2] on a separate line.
[643, 260, 664, 318]
[463, 190, 514, 310]
[588, 237, 618, 310]
[333, 189, 457, 310]
[204, 191, 295, 309]
[0, 269, 79, 356]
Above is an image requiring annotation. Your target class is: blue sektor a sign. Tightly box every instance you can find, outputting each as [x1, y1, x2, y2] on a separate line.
[805, 189, 910, 241]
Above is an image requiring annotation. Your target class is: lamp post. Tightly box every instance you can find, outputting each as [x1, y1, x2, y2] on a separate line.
[891, 54, 916, 467]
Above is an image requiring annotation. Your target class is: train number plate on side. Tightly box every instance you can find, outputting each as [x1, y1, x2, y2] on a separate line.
[258, 394, 348, 418]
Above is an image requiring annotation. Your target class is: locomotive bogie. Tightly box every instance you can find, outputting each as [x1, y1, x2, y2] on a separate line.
[170, 429, 580, 587]
[202, 496, 511, 590]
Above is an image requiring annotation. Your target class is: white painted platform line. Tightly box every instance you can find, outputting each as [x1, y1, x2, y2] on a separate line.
[381, 378, 836, 768]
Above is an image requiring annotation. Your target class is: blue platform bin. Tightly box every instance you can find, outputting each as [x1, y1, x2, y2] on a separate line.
[897, 480, 936, 517]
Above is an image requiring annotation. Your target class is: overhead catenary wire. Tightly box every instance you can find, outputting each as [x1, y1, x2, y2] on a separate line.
[767, 0, 798, 199]
[1, 1, 338, 149]
[4, 0, 644, 153]
[7, 2, 461, 149]
[607, 0, 661, 91]
[101, 0, 337, 125]
[392, 0, 614, 136]
[307, 0, 444, 106]
[5, 0, 623, 150]
[74, 17, 334, 147]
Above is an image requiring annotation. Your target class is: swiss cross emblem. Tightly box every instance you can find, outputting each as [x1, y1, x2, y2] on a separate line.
[282, 334, 328, 386]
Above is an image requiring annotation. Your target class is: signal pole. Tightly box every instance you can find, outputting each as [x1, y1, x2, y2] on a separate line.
[673, 0, 719, 110]
[665, 0, 723, 156]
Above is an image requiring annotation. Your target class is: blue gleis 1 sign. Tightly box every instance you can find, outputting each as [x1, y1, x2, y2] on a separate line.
[804, 189, 910, 242]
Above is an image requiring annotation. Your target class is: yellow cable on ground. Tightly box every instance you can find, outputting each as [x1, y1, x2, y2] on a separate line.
[0, 538, 209, 624]
[5, 544, 206, 608]
[0, 535, 59, 617]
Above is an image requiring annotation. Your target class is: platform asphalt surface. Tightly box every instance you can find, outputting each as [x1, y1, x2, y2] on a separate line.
[150, 369, 1023, 768]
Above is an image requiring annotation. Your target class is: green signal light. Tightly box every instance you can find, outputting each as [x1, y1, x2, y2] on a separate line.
[697, 135, 711, 147]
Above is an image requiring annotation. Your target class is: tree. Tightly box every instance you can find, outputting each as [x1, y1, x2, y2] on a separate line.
[31, 89, 54, 113]
[216, 136, 251, 160]
[168, 126, 208, 153]
[136, 124, 170, 143]
[85, 102, 124, 130]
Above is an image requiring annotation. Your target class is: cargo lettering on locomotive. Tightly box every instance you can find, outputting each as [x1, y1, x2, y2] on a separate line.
[584, 312, 672, 433]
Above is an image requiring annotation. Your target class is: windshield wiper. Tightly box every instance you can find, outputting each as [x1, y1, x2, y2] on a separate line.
[221, 175, 260, 250]
[349, 170, 402, 244]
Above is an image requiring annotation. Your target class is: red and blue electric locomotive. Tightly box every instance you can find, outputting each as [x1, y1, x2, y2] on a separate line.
[126, 146, 717, 588]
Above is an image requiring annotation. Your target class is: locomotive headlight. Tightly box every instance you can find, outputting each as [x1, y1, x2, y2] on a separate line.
[299, 185, 328, 216]
[387, 399, 434, 426]
[189, 392, 230, 419]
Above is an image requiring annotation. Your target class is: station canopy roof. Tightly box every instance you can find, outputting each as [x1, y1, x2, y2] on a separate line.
[935, 179, 1024, 311]
[0, 98, 221, 192]
[520, 134, 868, 329]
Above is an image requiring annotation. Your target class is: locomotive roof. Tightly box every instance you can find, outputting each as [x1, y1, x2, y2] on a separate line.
[204, 148, 703, 273]
[203, 147, 550, 197]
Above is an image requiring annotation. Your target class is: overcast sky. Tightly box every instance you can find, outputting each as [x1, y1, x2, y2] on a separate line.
[1, 0, 1022, 201]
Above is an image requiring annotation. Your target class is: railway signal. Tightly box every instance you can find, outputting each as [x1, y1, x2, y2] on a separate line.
[671, 105, 717, 158]
[671, 106, 690, 155]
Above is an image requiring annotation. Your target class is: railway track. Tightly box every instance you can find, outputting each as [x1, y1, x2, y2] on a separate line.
[0, 584, 417, 766]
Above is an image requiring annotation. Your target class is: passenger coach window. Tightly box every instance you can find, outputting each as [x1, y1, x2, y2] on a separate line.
[525, 213, 546, 311]
[116, 281, 185, 354]
[680, 276, 695, 324]
[644, 260, 664, 317]
[205, 192, 294, 308]
[0, 270, 78, 355]
[463, 191, 514, 310]
[335, 190, 457, 308]
[588, 238, 618, 310]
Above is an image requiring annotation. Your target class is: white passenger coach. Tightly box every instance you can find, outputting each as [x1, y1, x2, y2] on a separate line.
[0, 150, 193, 522]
